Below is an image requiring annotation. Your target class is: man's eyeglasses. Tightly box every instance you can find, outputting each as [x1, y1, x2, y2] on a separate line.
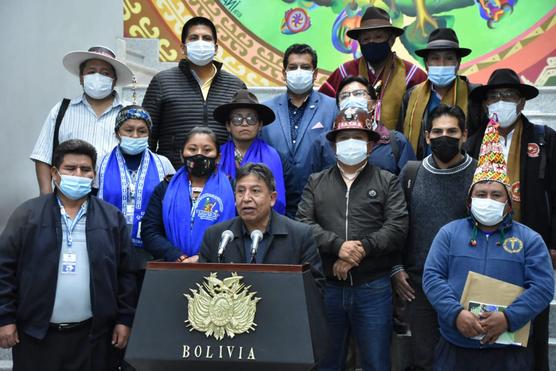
[230, 114, 259, 126]
[338, 89, 369, 101]
[485, 90, 521, 103]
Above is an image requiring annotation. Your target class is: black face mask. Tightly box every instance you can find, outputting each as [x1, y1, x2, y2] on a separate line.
[430, 136, 461, 163]
[184, 154, 217, 177]
[360, 41, 391, 64]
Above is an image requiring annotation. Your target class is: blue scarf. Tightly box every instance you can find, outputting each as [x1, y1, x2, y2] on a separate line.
[220, 138, 286, 214]
[98, 147, 165, 247]
[162, 166, 235, 257]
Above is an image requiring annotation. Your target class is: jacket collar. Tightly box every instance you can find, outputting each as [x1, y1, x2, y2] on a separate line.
[179, 59, 223, 77]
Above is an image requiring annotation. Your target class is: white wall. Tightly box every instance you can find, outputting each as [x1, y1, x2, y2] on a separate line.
[0, 1, 123, 228]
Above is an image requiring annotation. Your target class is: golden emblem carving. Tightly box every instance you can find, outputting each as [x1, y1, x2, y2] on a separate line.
[184, 273, 260, 340]
[503, 236, 524, 254]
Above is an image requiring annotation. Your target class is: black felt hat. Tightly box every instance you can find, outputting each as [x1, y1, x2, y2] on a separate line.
[213, 89, 276, 125]
[415, 28, 472, 58]
[346, 6, 404, 40]
[470, 68, 539, 102]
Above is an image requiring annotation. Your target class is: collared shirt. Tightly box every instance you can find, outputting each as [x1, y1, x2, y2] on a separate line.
[31, 93, 125, 165]
[287, 96, 309, 145]
[337, 161, 368, 189]
[191, 64, 217, 100]
[50, 200, 92, 323]
[241, 218, 271, 264]
[501, 129, 515, 162]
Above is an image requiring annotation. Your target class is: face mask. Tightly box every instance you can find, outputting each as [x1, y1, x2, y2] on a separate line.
[56, 173, 93, 200]
[427, 65, 457, 87]
[184, 154, 217, 177]
[186, 40, 216, 66]
[360, 41, 390, 64]
[83, 73, 113, 100]
[470, 197, 507, 226]
[336, 138, 368, 166]
[487, 101, 519, 128]
[120, 136, 148, 155]
[339, 96, 368, 111]
[286, 69, 314, 95]
[430, 136, 461, 163]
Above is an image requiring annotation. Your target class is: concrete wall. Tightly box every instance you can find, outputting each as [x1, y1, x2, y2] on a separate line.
[0, 1, 123, 229]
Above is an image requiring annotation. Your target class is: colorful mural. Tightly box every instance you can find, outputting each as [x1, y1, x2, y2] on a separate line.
[123, 0, 556, 86]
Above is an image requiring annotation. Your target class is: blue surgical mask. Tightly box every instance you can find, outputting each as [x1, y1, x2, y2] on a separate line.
[83, 73, 113, 99]
[336, 139, 368, 166]
[120, 136, 149, 155]
[427, 66, 457, 87]
[339, 96, 369, 111]
[286, 69, 314, 94]
[186, 40, 216, 66]
[56, 172, 93, 200]
[487, 101, 519, 128]
[360, 41, 390, 64]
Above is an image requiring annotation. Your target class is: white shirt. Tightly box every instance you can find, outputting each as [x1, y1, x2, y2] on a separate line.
[501, 129, 515, 163]
[30, 93, 126, 165]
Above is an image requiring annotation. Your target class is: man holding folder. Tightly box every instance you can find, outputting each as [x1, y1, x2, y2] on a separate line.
[423, 117, 554, 370]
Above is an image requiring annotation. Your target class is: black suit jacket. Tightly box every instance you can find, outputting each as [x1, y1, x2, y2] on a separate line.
[199, 211, 325, 288]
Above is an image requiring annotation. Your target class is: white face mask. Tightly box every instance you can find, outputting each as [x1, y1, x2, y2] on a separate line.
[470, 197, 507, 226]
[339, 96, 369, 111]
[186, 40, 216, 66]
[336, 138, 368, 166]
[487, 101, 519, 128]
[83, 73, 113, 100]
[286, 69, 314, 94]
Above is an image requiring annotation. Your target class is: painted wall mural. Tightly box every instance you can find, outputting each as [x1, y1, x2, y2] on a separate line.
[124, 0, 556, 86]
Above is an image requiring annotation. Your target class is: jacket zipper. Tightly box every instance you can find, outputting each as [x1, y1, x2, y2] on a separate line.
[481, 233, 489, 274]
[345, 187, 354, 286]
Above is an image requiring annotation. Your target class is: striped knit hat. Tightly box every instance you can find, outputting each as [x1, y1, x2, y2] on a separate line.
[471, 117, 510, 189]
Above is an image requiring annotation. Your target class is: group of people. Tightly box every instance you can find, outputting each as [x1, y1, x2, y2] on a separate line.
[0, 6, 555, 371]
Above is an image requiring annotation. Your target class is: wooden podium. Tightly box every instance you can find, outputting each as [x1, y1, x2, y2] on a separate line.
[125, 262, 327, 371]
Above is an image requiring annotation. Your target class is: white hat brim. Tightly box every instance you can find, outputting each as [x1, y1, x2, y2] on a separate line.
[62, 51, 134, 86]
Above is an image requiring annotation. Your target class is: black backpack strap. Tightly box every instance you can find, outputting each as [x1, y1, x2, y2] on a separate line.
[402, 160, 421, 206]
[389, 130, 400, 166]
[52, 98, 71, 163]
[534, 125, 547, 180]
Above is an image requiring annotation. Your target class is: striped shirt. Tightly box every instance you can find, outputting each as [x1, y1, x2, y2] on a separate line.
[30, 93, 126, 165]
[50, 201, 92, 323]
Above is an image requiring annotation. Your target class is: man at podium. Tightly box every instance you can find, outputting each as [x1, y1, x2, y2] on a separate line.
[198, 163, 325, 287]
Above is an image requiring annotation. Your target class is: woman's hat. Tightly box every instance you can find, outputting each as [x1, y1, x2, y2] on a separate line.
[213, 89, 276, 125]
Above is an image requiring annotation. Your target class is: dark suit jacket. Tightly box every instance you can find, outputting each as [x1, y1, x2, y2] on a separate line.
[198, 210, 325, 288]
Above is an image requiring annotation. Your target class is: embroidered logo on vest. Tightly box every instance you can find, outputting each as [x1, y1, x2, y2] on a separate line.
[502, 236, 523, 254]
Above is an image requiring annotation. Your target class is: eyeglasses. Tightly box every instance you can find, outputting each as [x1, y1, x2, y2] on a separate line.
[338, 89, 369, 101]
[485, 90, 521, 103]
[230, 114, 259, 126]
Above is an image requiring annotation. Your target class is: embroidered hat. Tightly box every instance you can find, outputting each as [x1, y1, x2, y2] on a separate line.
[415, 28, 471, 58]
[346, 6, 404, 40]
[471, 117, 510, 189]
[213, 89, 276, 125]
[63, 46, 134, 86]
[326, 107, 380, 142]
[470, 68, 539, 102]
[115, 105, 152, 132]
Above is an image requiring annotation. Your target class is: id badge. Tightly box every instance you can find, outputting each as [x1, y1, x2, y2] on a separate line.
[61, 252, 77, 274]
[126, 203, 135, 225]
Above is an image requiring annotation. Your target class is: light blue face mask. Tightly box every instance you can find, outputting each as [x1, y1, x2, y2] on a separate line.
[120, 136, 149, 155]
[339, 96, 369, 111]
[427, 65, 457, 87]
[336, 138, 368, 166]
[286, 68, 314, 94]
[56, 173, 93, 200]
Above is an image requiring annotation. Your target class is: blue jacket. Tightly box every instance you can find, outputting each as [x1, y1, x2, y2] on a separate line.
[321, 130, 416, 175]
[423, 217, 554, 349]
[262, 90, 337, 217]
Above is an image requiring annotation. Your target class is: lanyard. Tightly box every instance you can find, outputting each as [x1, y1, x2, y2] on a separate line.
[57, 196, 87, 249]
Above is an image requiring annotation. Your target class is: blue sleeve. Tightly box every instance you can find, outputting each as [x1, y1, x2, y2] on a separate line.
[423, 226, 464, 328]
[311, 134, 335, 174]
[140, 181, 183, 262]
[395, 132, 417, 173]
[504, 232, 554, 331]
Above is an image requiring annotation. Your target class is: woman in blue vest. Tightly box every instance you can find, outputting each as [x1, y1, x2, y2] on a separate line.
[215, 89, 286, 214]
[141, 127, 235, 263]
[97, 105, 175, 288]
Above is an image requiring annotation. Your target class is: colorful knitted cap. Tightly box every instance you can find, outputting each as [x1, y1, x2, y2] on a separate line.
[471, 117, 510, 188]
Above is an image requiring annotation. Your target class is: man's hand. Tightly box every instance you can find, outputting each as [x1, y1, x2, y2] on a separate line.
[0, 324, 18, 348]
[479, 311, 508, 344]
[392, 271, 415, 302]
[112, 324, 131, 349]
[333, 259, 355, 280]
[338, 241, 365, 266]
[184, 255, 199, 263]
[456, 310, 484, 338]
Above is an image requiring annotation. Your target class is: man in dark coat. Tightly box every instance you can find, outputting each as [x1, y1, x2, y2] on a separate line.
[465, 68, 556, 371]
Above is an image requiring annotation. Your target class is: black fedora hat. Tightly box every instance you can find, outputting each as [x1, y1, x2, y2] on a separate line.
[415, 28, 471, 58]
[470, 68, 539, 102]
[346, 6, 404, 40]
[213, 89, 276, 125]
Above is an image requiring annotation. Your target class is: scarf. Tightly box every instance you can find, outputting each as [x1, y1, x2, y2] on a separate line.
[220, 138, 286, 214]
[507, 119, 523, 221]
[162, 166, 235, 257]
[98, 147, 165, 247]
[359, 53, 408, 131]
[403, 77, 469, 153]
